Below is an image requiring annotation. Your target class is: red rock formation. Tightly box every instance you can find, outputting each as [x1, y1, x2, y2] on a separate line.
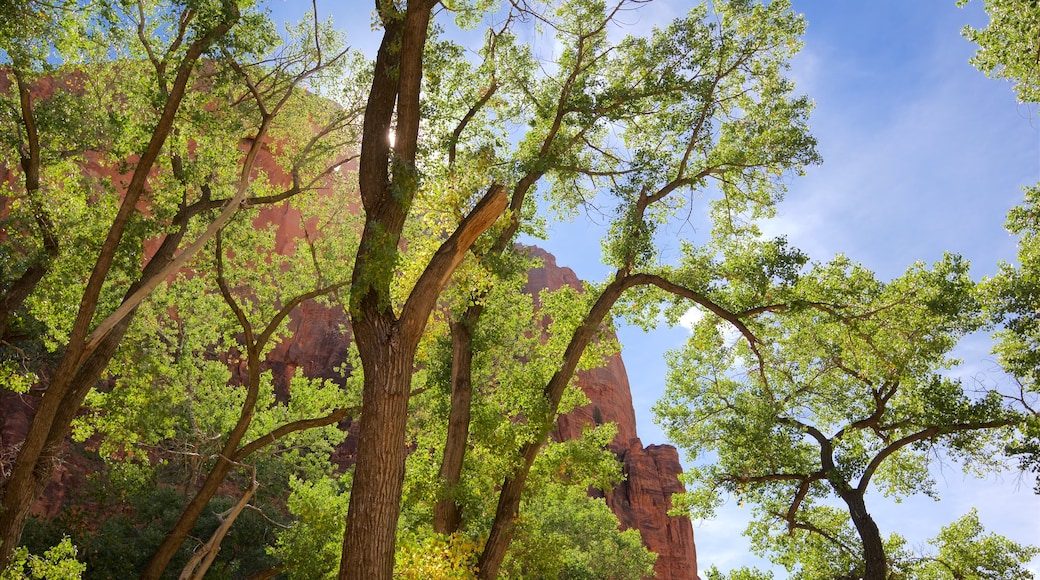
[526, 246, 698, 580]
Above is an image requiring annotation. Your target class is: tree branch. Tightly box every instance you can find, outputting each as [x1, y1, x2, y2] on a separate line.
[399, 184, 508, 339]
[857, 418, 1018, 492]
[233, 407, 354, 461]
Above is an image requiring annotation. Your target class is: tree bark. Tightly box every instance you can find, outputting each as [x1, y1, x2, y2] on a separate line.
[177, 477, 258, 580]
[433, 310, 480, 534]
[840, 489, 886, 580]
[0, 69, 58, 340]
[338, 332, 414, 579]
[141, 455, 238, 580]
[338, 1, 507, 577]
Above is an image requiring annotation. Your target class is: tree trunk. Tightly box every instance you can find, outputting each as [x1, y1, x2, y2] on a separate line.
[178, 478, 258, 580]
[140, 457, 237, 579]
[338, 325, 414, 580]
[476, 441, 543, 579]
[0, 192, 211, 566]
[338, 0, 506, 575]
[841, 490, 887, 580]
[433, 312, 479, 535]
[0, 466, 47, 568]
[0, 312, 135, 566]
[0, 14, 238, 567]
[476, 273, 639, 578]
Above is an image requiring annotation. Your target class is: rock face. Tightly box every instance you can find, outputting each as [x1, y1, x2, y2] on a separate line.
[526, 246, 698, 580]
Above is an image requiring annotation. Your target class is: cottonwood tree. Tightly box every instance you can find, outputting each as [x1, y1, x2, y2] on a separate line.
[339, 0, 818, 577]
[655, 255, 1024, 580]
[0, 0, 352, 565]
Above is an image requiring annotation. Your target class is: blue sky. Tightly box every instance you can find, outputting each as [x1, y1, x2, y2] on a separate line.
[272, 0, 1040, 575]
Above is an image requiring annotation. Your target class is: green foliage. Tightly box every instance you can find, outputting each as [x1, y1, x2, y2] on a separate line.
[963, 0, 1040, 494]
[396, 533, 482, 580]
[502, 483, 657, 580]
[656, 253, 1025, 575]
[959, 0, 1040, 102]
[271, 476, 351, 580]
[981, 186, 1040, 489]
[742, 504, 882, 580]
[0, 537, 85, 580]
[898, 509, 1038, 579]
[704, 565, 775, 580]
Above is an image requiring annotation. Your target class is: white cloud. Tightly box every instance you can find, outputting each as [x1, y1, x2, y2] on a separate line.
[678, 306, 705, 331]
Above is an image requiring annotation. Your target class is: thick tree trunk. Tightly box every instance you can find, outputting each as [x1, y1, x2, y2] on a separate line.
[0, 465, 48, 567]
[338, 326, 414, 580]
[338, 1, 506, 576]
[842, 490, 887, 580]
[433, 312, 480, 535]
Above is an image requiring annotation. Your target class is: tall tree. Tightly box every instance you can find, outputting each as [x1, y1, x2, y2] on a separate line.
[338, 0, 819, 576]
[0, 0, 351, 565]
[338, 1, 507, 576]
[655, 255, 1023, 580]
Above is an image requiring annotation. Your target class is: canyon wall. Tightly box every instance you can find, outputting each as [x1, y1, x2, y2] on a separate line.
[526, 246, 698, 580]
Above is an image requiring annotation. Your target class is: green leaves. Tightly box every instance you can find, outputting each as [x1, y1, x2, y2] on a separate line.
[0, 536, 85, 580]
[270, 476, 350, 580]
[656, 252, 1025, 576]
[899, 509, 1039, 579]
[960, 0, 1040, 103]
[503, 483, 657, 580]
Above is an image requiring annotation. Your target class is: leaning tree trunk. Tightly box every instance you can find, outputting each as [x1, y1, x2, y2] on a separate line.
[0, 245, 176, 566]
[0, 13, 238, 567]
[178, 478, 258, 580]
[476, 273, 639, 579]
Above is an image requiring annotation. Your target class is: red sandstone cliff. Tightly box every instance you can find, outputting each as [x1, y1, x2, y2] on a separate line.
[525, 246, 698, 580]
